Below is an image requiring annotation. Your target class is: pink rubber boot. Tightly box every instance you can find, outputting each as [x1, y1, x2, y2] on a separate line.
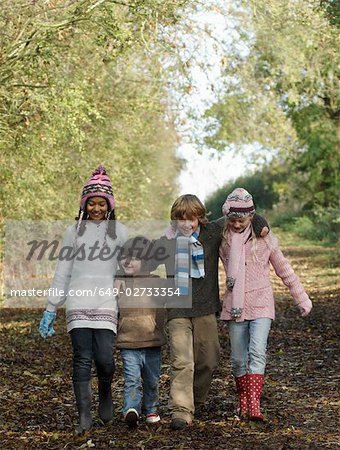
[235, 375, 248, 418]
[247, 374, 265, 421]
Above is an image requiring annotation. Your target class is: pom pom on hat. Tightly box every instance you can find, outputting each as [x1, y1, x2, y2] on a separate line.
[222, 188, 255, 218]
[80, 165, 115, 211]
[92, 166, 108, 176]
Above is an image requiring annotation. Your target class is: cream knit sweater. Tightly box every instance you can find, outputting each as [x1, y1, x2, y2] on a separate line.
[46, 220, 128, 333]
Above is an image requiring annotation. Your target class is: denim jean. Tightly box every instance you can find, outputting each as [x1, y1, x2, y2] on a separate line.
[70, 328, 115, 382]
[228, 318, 272, 377]
[120, 347, 161, 416]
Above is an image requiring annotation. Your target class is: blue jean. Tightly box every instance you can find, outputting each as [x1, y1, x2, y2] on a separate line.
[120, 347, 161, 416]
[70, 328, 115, 382]
[228, 318, 272, 377]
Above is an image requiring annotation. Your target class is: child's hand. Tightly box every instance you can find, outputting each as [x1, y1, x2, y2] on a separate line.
[260, 226, 269, 237]
[298, 299, 313, 317]
[39, 310, 56, 338]
[252, 215, 270, 237]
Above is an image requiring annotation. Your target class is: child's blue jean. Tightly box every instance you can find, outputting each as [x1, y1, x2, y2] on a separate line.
[228, 318, 272, 377]
[120, 347, 161, 416]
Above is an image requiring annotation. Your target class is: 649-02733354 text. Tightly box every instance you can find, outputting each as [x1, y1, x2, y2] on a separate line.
[9, 287, 181, 298]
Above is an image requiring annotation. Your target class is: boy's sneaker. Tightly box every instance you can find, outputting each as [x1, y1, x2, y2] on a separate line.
[146, 413, 160, 424]
[124, 408, 139, 427]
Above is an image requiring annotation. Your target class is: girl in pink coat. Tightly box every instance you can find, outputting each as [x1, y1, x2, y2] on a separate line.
[219, 188, 312, 421]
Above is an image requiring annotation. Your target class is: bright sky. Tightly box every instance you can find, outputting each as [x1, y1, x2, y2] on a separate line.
[177, 145, 252, 201]
[175, 2, 253, 201]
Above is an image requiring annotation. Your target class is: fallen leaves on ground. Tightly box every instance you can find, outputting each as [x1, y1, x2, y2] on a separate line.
[0, 240, 339, 449]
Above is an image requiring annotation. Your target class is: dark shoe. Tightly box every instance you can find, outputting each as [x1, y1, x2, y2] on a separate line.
[98, 378, 113, 425]
[73, 381, 93, 435]
[170, 418, 187, 430]
[124, 408, 139, 428]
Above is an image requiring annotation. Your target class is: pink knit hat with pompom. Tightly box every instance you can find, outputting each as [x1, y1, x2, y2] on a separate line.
[80, 166, 115, 211]
[222, 188, 255, 218]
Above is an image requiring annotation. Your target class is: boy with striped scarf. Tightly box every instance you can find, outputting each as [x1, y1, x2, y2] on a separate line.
[148, 194, 269, 430]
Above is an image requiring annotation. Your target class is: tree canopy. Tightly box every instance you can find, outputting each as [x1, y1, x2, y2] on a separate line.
[203, 0, 339, 212]
[205, 166, 284, 220]
[0, 0, 193, 221]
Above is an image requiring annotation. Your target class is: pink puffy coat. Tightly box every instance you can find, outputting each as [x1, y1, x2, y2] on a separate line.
[219, 232, 312, 321]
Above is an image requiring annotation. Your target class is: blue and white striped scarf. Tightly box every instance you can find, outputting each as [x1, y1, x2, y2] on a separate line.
[175, 228, 205, 295]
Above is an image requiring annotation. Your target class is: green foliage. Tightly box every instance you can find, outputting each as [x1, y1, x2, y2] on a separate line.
[271, 211, 298, 229]
[320, 0, 340, 27]
[291, 216, 318, 240]
[272, 208, 339, 246]
[205, 165, 285, 220]
[0, 0, 193, 223]
[206, 159, 339, 245]
[290, 104, 339, 209]
[203, 0, 340, 212]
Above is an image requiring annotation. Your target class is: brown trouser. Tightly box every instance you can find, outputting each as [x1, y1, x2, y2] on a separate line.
[168, 314, 220, 423]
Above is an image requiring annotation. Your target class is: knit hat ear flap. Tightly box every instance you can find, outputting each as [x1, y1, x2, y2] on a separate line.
[76, 209, 85, 234]
[106, 209, 117, 240]
[80, 166, 115, 211]
[222, 188, 255, 218]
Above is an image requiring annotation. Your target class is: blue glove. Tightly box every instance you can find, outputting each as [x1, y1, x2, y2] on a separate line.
[39, 311, 57, 338]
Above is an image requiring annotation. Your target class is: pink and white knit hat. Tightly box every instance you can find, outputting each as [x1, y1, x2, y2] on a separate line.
[222, 188, 255, 218]
[80, 166, 115, 211]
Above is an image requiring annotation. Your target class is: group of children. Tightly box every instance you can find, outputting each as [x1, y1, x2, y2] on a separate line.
[39, 166, 313, 434]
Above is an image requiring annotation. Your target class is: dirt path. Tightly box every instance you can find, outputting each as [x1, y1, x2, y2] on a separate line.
[0, 236, 339, 449]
